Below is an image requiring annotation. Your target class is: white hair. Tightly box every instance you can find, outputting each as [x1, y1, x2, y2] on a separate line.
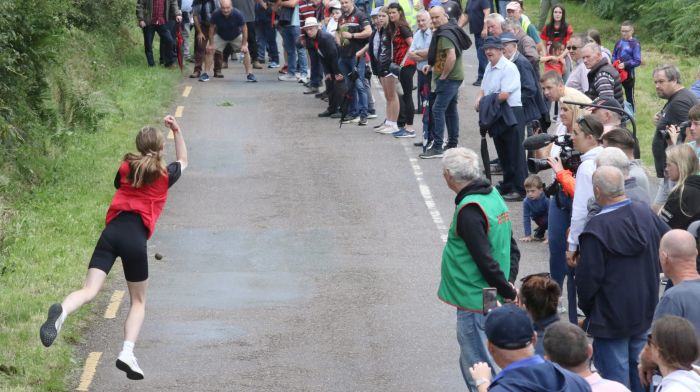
[593, 166, 625, 198]
[485, 12, 506, 27]
[442, 147, 482, 182]
[595, 147, 630, 177]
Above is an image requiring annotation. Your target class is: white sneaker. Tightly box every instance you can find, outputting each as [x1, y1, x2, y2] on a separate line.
[377, 125, 398, 134]
[40, 303, 64, 347]
[298, 75, 309, 84]
[116, 351, 145, 380]
[278, 74, 297, 82]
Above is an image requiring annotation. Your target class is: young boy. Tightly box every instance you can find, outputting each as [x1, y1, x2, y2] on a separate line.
[612, 20, 641, 110]
[520, 174, 549, 242]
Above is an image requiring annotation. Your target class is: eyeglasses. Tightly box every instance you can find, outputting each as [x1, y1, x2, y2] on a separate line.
[567, 46, 578, 50]
[520, 272, 551, 283]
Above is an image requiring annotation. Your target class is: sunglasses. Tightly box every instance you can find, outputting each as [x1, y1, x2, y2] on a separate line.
[576, 115, 594, 135]
[520, 272, 551, 283]
[567, 45, 578, 50]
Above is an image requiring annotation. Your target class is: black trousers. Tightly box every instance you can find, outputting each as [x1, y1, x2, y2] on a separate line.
[493, 106, 527, 195]
[397, 65, 416, 127]
[143, 23, 175, 66]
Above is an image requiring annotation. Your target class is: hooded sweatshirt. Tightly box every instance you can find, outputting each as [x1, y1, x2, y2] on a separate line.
[576, 201, 670, 338]
[489, 355, 591, 392]
[657, 369, 700, 392]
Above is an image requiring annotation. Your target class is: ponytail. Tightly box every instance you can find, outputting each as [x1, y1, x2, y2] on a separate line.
[124, 126, 166, 188]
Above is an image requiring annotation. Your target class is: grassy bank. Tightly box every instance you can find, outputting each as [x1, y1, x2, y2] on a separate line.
[0, 28, 181, 390]
[524, 0, 700, 166]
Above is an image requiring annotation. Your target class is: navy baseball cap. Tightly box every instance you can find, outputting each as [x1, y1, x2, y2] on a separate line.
[484, 304, 534, 349]
[483, 36, 504, 50]
[500, 32, 518, 44]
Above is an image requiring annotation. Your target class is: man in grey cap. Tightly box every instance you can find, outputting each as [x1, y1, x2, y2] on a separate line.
[467, 304, 591, 392]
[476, 35, 527, 201]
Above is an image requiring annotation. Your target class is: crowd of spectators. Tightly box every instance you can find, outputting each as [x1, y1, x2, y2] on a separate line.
[137, 0, 700, 391]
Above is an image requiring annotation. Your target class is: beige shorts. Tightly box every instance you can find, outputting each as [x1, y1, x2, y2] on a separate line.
[213, 34, 243, 52]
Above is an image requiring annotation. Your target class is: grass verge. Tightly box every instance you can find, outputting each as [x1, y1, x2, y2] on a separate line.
[0, 28, 181, 390]
[524, 0, 700, 166]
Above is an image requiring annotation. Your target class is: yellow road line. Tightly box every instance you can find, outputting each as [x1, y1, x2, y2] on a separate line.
[76, 352, 102, 391]
[175, 106, 184, 117]
[103, 290, 125, 319]
[183, 85, 192, 97]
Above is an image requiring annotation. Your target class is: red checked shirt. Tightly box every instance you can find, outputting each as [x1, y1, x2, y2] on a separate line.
[151, 0, 167, 25]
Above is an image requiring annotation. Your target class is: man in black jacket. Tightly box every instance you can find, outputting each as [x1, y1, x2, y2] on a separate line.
[303, 18, 347, 117]
[576, 166, 670, 392]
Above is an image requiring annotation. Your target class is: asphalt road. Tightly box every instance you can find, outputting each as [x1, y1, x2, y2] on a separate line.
[78, 43, 552, 391]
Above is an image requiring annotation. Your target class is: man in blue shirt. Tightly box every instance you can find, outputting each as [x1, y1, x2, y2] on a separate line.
[476, 35, 527, 201]
[467, 304, 591, 392]
[206, 0, 257, 82]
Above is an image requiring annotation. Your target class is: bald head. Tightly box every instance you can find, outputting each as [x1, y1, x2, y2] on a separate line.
[430, 6, 448, 28]
[219, 0, 233, 15]
[592, 166, 625, 203]
[661, 230, 699, 260]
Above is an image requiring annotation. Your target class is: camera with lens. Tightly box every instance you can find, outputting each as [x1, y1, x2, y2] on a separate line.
[659, 121, 690, 142]
[525, 134, 582, 174]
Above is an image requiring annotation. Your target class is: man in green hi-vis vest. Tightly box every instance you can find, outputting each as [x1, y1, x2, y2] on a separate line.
[437, 147, 520, 391]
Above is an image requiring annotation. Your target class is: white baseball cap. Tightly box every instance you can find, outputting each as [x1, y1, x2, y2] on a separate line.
[303, 17, 320, 28]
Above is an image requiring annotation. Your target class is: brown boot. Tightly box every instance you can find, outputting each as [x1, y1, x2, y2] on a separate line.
[252, 61, 263, 69]
[189, 70, 201, 78]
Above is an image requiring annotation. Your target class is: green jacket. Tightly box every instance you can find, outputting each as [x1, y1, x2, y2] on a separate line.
[137, 0, 182, 24]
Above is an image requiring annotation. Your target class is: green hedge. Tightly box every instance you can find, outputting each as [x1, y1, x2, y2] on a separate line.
[578, 0, 700, 55]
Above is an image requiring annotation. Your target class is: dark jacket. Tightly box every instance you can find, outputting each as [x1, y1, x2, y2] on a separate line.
[307, 30, 341, 76]
[427, 23, 471, 66]
[533, 313, 560, 356]
[489, 356, 591, 392]
[660, 175, 700, 230]
[137, 0, 182, 24]
[368, 27, 392, 77]
[478, 93, 517, 139]
[512, 52, 548, 124]
[586, 58, 624, 106]
[577, 201, 670, 339]
[455, 179, 520, 300]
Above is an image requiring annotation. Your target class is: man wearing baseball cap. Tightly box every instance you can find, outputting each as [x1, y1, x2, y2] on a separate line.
[468, 304, 591, 392]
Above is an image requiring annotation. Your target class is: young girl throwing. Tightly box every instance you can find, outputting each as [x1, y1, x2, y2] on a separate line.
[40, 115, 188, 380]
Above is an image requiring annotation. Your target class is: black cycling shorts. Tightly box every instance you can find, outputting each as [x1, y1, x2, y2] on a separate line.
[88, 212, 149, 282]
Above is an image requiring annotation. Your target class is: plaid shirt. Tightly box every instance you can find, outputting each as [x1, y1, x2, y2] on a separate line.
[152, 0, 167, 25]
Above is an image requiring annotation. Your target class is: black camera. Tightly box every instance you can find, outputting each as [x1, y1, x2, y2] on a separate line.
[659, 121, 690, 142]
[525, 134, 583, 175]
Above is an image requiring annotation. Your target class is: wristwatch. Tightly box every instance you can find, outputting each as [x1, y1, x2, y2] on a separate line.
[475, 378, 489, 387]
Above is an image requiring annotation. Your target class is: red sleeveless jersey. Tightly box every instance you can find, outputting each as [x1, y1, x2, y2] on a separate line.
[105, 161, 169, 239]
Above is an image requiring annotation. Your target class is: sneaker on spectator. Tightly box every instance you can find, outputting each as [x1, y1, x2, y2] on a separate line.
[318, 110, 335, 117]
[268, 61, 280, 68]
[303, 86, 320, 94]
[199, 73, 210, 82]
[367, 111, 378, 119]
[278, 74, 297, 82]
[278, 65, 288, 74]
[376, 125, 398, 134]
[358, 116, 368, 126]
[252, 61, 263, 69]
[189, 70, 201, 79]
[393, 128, 416, 138]
[419, 147, 444, 159]
[330, 112, 343, 119]
[246, 74, 257, 83]
[298, 75, 309, 84]
[116, 351, 145, 380]
[213, 71, 224, 78]
[373, 121, 387, 129]
[341, 116, 358, 124]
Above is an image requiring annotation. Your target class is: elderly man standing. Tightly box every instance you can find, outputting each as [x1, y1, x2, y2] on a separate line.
[581, 43, 624, 106]
[419, 6, 470, 159]
[137, 0, 182, 67]
[408, 10, 433, 114]
[304, 17, 346, 118]
[503, 19, 539, 76]
[438, 147, 520, 391]
[565, 34, 589, 93]
[576, 166, 670, 392]
[476, 35, 526, 201]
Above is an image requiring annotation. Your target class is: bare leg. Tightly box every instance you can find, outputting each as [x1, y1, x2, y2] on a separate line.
[124, 279, 148, 343]
[243, 51, 252, 75]
[62, 268, 108, 315]
[381, 77, 400, 122]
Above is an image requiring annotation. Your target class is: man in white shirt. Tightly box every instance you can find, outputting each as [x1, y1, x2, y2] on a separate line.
[565, 34, 589, 93]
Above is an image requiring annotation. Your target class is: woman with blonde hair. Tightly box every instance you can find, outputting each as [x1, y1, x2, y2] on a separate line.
[40, 116, 188, 381]
[660, 143, 700, 237]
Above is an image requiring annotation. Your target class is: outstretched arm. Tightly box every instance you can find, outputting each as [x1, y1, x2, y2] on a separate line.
[164, 115, 188, 171]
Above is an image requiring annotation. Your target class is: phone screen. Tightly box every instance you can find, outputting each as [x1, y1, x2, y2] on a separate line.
[482, 287, 498, 315]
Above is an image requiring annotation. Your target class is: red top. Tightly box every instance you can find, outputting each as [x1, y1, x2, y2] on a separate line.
[151, 0, 167, 25]
[105, 161, 169, 239]
[393, 25, 415, 67]
[540, 24, 573, 47]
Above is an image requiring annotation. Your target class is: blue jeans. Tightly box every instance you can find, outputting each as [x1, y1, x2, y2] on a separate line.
[142, 23, 175, 67]
[432, 79, 462, 148]
[255, 23, 279, 63]
[338, 56, 368, 118]
[593, 332, 647, 392]
[281, 24, 302, 75]
[497, 0, 509, 16]
[548, 190, 577, 322]
[457, 310, 498, 391]
[473, 35, 488, 80]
